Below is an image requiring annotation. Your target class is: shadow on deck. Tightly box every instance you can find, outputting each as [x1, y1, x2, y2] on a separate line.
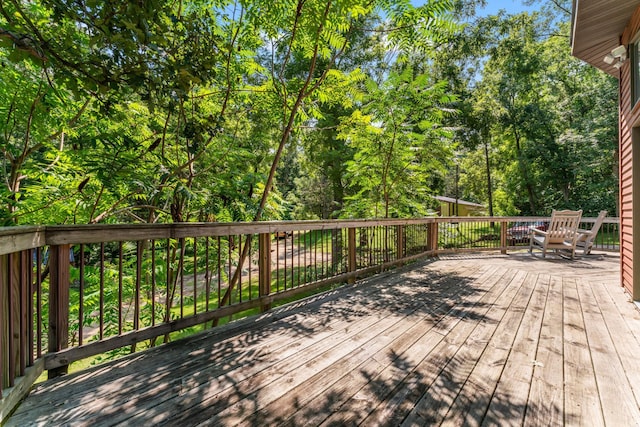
[8, 252, 640, 426]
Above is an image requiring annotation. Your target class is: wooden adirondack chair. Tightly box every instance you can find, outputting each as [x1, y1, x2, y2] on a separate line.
[529, 209, 583, 259]
[576, 210, 607, 255]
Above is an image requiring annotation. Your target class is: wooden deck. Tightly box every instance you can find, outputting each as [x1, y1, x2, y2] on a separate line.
[8, 252, 640, 426]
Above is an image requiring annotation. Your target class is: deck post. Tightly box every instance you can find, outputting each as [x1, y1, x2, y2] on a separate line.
[48, 244, 70, 379]
[500, 221, 507, 254]
[7, 253, 22, 389]
[427, 222, 439, 254]
[18, 251, 29, 376]
[1, 254, 7, 393]
[347, 228, 357, 284]
[258, 233, 271, 313]
[396, 225, 404, 260]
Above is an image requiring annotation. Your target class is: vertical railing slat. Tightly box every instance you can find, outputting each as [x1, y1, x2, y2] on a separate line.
[258, 233, 271, 313]
[397, 225, 404, 262]
[217, 236, 221, 307]
[99, 243, 105, 340]
[500, 221, 508, 254]
[78, 245, 84, 346]
[8, 253, 16, 386]
[19, 251, 28, 377]
[348, 228, 356, 284]
[48, 244, 70, 379]
[0, 254, 7, 393]
[118, 242, 123, 335]
[180, 238, 185, 318]
[193, 238, 198, 314]
[428, 221, 439, 254]
[204, 237, 210, 312]
[151, 240, 156, 326]
[36, 248, 42, 358]
[26, 250, 34, 366]
[135, 241, 142, 331]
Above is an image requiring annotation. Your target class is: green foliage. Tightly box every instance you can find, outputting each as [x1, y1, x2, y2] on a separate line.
[3, 0, 622, 375]
[1, 0, 616, 226]
[340, 68, 455, 218]
[437, 8, 618, 217]
[1, 0, 458, 225]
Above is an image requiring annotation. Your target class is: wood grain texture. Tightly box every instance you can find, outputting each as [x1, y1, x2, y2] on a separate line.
[7, 252, 640, 427]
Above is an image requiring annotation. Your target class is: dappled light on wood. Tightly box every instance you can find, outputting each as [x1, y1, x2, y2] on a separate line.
[8, 252, 639, 425]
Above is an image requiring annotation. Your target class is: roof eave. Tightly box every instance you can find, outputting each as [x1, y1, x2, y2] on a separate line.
[571, 0, 640, 78]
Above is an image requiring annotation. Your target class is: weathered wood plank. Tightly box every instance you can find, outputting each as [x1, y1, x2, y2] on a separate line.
[480, 270, 550, 426]
[362, 266, 518, 426]
[169, 283, 448, 425]
[57, 262, 448, 426]
[578, 278, 640, 425]
[101, 263, 487, 426]
[0, 255, 7, 396]
[47, 245, 70, 378]
[562, 276, 604, 426]
[0, 360, 44, 424]
[441, 272, 543, 427]
[14, 282, 390, 425]
[266, 265, 490, 427]
[600, 276, 640, 344]
[523, 275, 564, 426]
[404, 270, 533, 426]
[593, 280, 640, 409]
[0, 227, 44, 256]
[6, 254, 631, 427]
[43, 219, 441, 245]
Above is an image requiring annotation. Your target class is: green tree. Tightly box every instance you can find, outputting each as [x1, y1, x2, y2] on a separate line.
[341, 68, 454, 218]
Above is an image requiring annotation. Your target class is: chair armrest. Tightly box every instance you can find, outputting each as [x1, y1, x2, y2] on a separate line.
[530, 228, 548, 236]
[577, 230, 593, 242]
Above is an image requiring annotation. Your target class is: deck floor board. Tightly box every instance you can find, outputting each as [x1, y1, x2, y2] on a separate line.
[8, 252, 639, 427]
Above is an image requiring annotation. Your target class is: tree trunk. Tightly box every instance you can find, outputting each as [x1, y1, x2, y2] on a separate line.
[483, 135, 494, 218]
[513, 128, 536, 214]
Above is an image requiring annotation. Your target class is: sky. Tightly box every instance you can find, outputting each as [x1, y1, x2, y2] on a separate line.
[477, 0, 537, 16]
[410, 0, 539, 17]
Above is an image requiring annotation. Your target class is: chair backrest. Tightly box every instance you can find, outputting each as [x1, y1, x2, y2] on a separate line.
[590, 210, 608, 234]
[547, 209, 583, 243]
[584, 210, 608, 243]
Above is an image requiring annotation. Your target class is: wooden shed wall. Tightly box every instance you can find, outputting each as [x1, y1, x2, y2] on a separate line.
[620, 5, 640, 299]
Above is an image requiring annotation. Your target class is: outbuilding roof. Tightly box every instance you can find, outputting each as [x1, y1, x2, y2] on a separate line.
[434, 196, 485, 208]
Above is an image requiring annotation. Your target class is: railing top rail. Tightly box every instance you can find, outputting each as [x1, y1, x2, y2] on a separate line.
[0, 226, 46, 256]
[435, 216, 547, 223]
[42, 218, 439, 244]
[435, 216, 619, 224]
[0, 215, 618, 251]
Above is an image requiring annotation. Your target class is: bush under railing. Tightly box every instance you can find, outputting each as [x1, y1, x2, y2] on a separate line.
[0, 216, 619, 422]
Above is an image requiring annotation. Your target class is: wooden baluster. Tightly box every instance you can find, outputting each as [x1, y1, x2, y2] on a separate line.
[0, 251, 22, 389]
[396, 225, 405, 261]
[48, 244, 70, 379]
[8, 253, 18, 387]
[1, 254, 7, 392]
[501, 221, 508, 254]
[428, 222, 439, 254]
[348, 228, 356, 284]
[28, 249, 35, 365]
[19, 251, 29, 376]
[258, 233, 272, 313]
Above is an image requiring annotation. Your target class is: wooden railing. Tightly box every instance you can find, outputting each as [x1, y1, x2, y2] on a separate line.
[0, 216, 619, 422]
